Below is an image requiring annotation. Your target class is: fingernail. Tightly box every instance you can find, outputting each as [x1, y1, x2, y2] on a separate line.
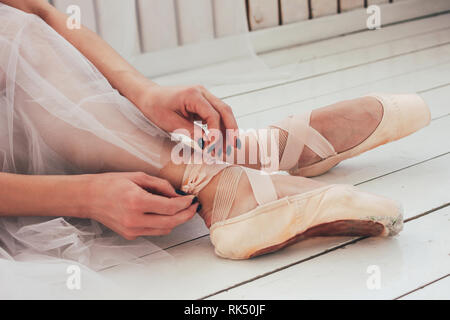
[191, 196, 198, 205]
[196, 203, 202, 213]
[175, 189, 187, 196]
[226, 145, 232, 156]
[236, 138, 242, 150]
[197, 138, 204, 149]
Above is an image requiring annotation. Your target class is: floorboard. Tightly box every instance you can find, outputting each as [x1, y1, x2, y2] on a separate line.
[211, 206, 450, 299]
[398, 275, 450, 300]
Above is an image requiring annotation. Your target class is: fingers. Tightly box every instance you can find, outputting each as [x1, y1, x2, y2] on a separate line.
[130, 172, 178, 197]
[130, 203, 198, 230]
[119, 227, 173, 240]
[119, 203, 199, 239]
[200, 88, 239, 135]
[169, 114, 203, 142]
[184, 89, 222, 141]
[182, 86, 239, 151]
[137, 191, 197, 215]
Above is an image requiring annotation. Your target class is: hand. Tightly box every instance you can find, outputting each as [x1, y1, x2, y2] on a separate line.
[83, 172, 199, 240]
[136, 85, 239, 145]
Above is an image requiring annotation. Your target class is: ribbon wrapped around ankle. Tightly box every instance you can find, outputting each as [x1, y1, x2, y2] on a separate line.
[271, 111, 337, 170]
[181, 163, 278, 207]
[181, 163, 230, 195]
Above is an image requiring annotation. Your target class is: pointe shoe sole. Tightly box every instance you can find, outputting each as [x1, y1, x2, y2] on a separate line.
[210, 184, 403, 260]
[289, 94, 431, 177]
[250, 219, 385, 258]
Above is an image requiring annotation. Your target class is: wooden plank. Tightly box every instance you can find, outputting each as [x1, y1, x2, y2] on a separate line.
[280, 0, 309, 24]
[247, 0, 279, 31]
[235, 61, 450, 128]
[223, 44, 450, 117]
[212, 206, 450, 299]
[212, 0, 248, 37]
[52, 0, 97, 32]
[142, 13, 450, 82]
[136, 0, 178, 52]
[100, 154, 450, 298]
[94, 0, 141, 59]
[214, 25, 450, 98]
[131, 34, 257, 77]
[419, 84, 450, 119]
[368, 0, 389, 5]
[340, 0, 364, 12]
[400, 275, 450, 300]
[261, 13, 450, 68]
[149, 14, 450, 96]
[250, 0, 450, 53]
[310, 0, 338, 18]
[175, 0, 215, 45]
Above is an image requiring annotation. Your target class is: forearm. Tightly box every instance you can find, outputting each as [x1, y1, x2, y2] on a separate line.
[1, 0, 155, 107]
[0, 173, 89, 218]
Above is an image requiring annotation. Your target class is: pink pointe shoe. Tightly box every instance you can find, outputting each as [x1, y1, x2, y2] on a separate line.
[181, 164, 403, 260]
[270, 94, 431, 177]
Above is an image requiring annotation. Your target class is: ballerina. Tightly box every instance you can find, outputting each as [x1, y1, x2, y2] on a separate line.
[0, 1, 430, 261]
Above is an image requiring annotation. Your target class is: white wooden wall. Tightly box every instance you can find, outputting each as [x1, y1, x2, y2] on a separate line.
[48, 0, 448, 63]
[50, 0, 249, 57]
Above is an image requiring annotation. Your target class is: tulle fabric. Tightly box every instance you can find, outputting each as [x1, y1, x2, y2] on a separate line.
[0, 4, 176, 298]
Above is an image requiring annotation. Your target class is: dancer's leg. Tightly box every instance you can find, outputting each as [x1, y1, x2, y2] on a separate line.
[238, 94, 429, 177]
[232, 97, 383, 170]
[275, 97, 383, 168]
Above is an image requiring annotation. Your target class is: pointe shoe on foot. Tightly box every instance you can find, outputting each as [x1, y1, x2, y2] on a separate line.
[181, 163, 403, 260]
[271, 94, 431, 177]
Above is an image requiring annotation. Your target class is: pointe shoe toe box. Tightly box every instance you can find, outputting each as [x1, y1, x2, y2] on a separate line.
[210, 185, 403, 259]
[292, 93, 431, 177]
[370, 93, 431, 142]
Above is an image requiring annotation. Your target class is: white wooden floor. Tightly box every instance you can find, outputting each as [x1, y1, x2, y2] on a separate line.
[100, 14, 450, 300]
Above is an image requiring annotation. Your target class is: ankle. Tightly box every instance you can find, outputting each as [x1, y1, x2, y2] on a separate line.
[198, 166, 257, 228]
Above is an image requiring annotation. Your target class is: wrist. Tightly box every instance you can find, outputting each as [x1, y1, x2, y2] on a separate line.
[58, 174, 94, 219]
[118, 70, 160, 110]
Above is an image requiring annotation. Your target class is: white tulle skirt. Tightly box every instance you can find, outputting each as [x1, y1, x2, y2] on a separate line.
[0, 4, 179, 298]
